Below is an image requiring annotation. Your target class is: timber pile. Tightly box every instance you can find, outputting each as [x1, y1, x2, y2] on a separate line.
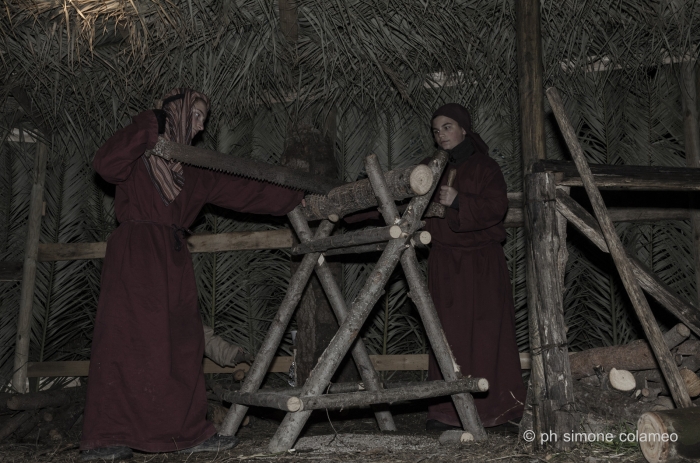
[570, 324, 700, 421]
[0, 386, 85, 444]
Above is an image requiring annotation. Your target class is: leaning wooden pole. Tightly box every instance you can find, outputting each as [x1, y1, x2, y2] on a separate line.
[679, 63, 700, 308]
[219, 221, 335, 436]
[525, 172, 577, 449]
[364, 154, 486, 440]
[515, 0, 547, 444]
[12, 141, 48, 393]
[546, 87, 692, 408]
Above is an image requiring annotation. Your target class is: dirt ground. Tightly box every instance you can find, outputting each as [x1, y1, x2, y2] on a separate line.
[0, 402, 666, 463]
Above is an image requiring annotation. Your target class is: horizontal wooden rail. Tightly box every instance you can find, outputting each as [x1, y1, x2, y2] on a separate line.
[1, 203, 690, 282]
[26, 353, 533, 377]
[535, 160, 700, 191]
[36, 229, 293, 262]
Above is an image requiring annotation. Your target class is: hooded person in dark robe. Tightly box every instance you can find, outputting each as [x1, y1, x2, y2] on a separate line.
[425, 103, 525, 430]
[80, 89, 303, 461]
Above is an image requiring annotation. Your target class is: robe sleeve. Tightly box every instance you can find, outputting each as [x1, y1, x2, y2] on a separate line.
[445, 162, 508, 233]
[93, 111, 159, 184]
[204, 172, 304, 216]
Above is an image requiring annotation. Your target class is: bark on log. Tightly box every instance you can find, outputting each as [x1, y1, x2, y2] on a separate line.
[678, 368, 700, 397]
[676, 340, 700, 356]
[290, 225, 402, 255]
[548, 86, 692, 408]
[299, 163, 434, 221]
[296, 377, 487, 411]
[573, 381, 658, 422]
[638, 408, 700, 463]
[7, 390, 70, 411]
[525, 172, 577, 447]
[570, 324, 691, 379]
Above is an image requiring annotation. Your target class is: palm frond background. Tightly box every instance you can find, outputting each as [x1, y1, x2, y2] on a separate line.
[1, 0, 699, 386]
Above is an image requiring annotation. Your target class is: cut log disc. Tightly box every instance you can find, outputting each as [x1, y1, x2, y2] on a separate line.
[609, 368, 636, 392]
[678, 368, 700, 398]
[638, 412, 670, 463]
[409, 165, 433, 195]
[638, 408, 700, 463]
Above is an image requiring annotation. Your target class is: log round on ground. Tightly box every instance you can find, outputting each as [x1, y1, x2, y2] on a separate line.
[609, 368, 636, 392]
[638, 408, 700, 463]
[678, 368, 700, 397]
[439, 429, 474, 445]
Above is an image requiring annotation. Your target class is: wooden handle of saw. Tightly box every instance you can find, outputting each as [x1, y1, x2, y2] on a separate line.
[424, 168, 457, 218]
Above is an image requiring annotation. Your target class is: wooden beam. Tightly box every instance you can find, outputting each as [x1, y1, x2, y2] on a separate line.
[12, 141, 48, 393]
[525, 172, 577, 449]
[535, 160, 700, 191]
[34, 229, 293, 262]
[25, 353, 534, 377]
[547, 86, 692, 408]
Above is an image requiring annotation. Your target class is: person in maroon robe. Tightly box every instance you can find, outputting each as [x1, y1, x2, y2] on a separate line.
[80, 88, 303, 461]
[425, 103, 525, 431]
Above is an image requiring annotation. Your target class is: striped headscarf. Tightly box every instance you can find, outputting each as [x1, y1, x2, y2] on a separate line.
[143, 88, 210, 205]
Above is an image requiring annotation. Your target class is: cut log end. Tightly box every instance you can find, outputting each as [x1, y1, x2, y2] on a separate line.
[409, 165, 433, 195]
[389, 225, 402, 239]
[328, 214, 339, 223]
[679, 368, 700, 397]
[417, 231, 431, 245]
[287, 397, 302, 412]
[609, 368, 636, 392]
[638, 412, 669, 463]
[477, 378, 489, 392]
[438, 429, 474, 446]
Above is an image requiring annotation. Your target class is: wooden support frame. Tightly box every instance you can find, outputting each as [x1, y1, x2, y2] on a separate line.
[218, 151, 487, 451]
[546, 87, 692, 408]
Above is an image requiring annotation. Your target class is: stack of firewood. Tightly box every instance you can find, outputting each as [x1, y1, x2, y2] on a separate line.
[0, 386, 84, 444]
[569, 323, 700, 422]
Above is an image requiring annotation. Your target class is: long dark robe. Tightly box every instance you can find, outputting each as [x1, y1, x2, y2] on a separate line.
[81, 111, 302, 452]
[425, 150, 525, 428]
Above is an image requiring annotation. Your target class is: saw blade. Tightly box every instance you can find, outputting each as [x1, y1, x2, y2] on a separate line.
[145, 137, 344, 195]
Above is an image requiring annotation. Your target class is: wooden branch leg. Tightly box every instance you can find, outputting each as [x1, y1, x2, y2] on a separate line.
[219, 217, 336, 436]
[268, 237, 409, 452]
[287, 209, 397, 431]
[400, 247, 486, 440]
[547, 86, 692, 408]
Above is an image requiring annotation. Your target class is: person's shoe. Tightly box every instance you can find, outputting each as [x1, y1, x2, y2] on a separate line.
[80, 446, 133, 461]
[178, 434, 239, 454]
[425, 419, 461, 432]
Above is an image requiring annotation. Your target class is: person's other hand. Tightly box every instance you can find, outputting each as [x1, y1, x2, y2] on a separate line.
[438, 186, 458, 206]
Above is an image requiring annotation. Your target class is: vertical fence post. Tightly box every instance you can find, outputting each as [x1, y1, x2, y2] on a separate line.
[12, 141, 48, 393]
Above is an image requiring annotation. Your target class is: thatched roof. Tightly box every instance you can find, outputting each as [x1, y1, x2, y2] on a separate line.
[1, 0, 699, 388]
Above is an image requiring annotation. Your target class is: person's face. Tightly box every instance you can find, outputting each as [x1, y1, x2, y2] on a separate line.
[432, 115, 466, 150]
[191, 99, 208, 136]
